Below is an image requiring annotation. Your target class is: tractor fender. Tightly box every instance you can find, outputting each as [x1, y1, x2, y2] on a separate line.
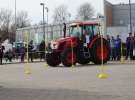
[64, 38, 78, 48]
[88, 36, 107, 49]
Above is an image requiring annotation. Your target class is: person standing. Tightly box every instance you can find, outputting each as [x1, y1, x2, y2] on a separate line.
[20, 46, 25, 62]
[39, 40, 45, 61]
[106, 35, 111, 60]
[110, 36, 116, 60]
[106, 35, 111, 45]
[132, 32, 135, 59]
[115, 35, 121, 60]
[125, 33, 134, 60]
[28, 40, 34, 62]
[0, 38, 5, 65]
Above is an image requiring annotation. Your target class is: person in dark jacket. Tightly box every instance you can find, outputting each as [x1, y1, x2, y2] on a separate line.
[132, 32, 135, 59]
[106, 35, 111, 45]
[110, 36, 116, 60]
[125, 33, 134, 60]
[39, 40, 45, 61]
[20, 46, 25, 62]
[115, 35, 121, 60]
[0, 38, 5, 65]
[28, 40, 34, 62]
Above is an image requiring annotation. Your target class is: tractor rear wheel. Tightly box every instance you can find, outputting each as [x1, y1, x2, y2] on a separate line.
[61, 48, 77, 67]
[46, 52, 61, 67]
[91, 39, 110, 64]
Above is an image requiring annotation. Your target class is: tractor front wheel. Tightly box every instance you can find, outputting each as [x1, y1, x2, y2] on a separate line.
[61, 48, 77, 67]
[46, 52, 61, 67]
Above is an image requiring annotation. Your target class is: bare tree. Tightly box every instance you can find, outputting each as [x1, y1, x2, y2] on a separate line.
[77, 3, 94, 21]
[16, 11, 31, 28]
[0, 8, 12, 39]
[0, 8, 12, 32]
[0, 9, 31, 41]
[53, 5, 69, 24]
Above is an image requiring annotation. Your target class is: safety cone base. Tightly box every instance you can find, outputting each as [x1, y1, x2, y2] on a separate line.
[71, 65, 75, 67]
[44, 63, 48, 67]
[24, 69, 31, 75]
[98, 73, 108, 79]
[120, 57, 125, 63]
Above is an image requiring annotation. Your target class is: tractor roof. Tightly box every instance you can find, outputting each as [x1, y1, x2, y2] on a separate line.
[70, 21, 99, 27]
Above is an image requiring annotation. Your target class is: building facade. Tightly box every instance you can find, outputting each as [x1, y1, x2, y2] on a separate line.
[104, 0, 135, 42]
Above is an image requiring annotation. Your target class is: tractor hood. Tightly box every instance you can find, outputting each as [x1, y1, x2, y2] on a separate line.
[50, 37, 78, 50]
[53, 37, 78, 43]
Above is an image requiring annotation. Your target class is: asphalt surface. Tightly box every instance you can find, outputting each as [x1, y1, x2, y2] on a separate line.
[0, 61, 135, 100]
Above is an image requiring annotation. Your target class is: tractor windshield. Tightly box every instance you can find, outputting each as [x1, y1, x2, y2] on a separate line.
[67, 24, 99, 38]
[68, 26, 82, 38]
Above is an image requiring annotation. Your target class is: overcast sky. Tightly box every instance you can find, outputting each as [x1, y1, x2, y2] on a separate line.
[0, 0, 134, 24]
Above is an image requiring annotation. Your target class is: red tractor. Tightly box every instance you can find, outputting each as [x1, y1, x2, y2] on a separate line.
[46, 21, 110, 67]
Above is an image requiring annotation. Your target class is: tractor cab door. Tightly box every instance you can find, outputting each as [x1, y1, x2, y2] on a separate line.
[82, 25, 99, 46]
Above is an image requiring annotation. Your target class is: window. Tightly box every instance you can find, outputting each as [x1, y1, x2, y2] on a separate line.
[68, 26, 82, 38]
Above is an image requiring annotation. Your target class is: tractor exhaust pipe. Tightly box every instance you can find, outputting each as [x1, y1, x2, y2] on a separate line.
[63, 23, 66, 38]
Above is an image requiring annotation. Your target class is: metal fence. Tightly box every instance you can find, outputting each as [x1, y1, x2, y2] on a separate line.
[16, 23, 70, 45]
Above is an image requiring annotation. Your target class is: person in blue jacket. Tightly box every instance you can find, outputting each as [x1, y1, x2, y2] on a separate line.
[115, 35, 121, 60]
[110, 36, 116, 60]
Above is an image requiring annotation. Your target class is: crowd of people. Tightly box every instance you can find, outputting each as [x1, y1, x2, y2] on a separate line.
[106, 32, 135, 61]
[0, 38, 46, 65]
[17, 40, 46, 63]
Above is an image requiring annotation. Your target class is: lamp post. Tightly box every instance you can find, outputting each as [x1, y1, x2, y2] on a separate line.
[40, 3, 45, 41]
[129, 0, 132, 33]
[45, 7, 48, 42]
[15, 0, 16, 42]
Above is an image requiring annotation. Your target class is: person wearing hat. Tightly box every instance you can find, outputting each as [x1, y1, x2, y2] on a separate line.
[0, 38, 5, 65]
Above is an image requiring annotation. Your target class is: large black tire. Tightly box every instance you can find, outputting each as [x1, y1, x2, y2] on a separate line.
[61, 48, 77, 67]
[46, 52, 61, 67]
[91, 38, 110, 64]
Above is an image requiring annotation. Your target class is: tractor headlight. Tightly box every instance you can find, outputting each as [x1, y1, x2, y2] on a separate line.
[50, 41, 59, 49]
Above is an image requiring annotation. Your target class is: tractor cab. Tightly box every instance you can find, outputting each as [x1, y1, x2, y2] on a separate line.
[68, 21, 99, 47]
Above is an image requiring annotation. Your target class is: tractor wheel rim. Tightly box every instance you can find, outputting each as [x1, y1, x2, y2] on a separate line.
[96, 45, 108, 60]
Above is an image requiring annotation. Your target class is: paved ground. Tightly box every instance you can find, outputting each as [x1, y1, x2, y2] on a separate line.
[0, 61, 135, 100]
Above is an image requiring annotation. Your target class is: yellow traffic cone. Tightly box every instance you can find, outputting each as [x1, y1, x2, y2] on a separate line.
[98, 72, 108, 79]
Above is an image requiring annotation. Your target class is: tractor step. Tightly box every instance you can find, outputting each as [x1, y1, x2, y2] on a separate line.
[82, 47, 90, 59]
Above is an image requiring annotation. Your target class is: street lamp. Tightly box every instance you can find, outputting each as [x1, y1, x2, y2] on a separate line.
[15, 0, 16, 41]
[45, 7, 49, 43]
[129, 0, 132, 33]
[40, 3, 45, 41]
